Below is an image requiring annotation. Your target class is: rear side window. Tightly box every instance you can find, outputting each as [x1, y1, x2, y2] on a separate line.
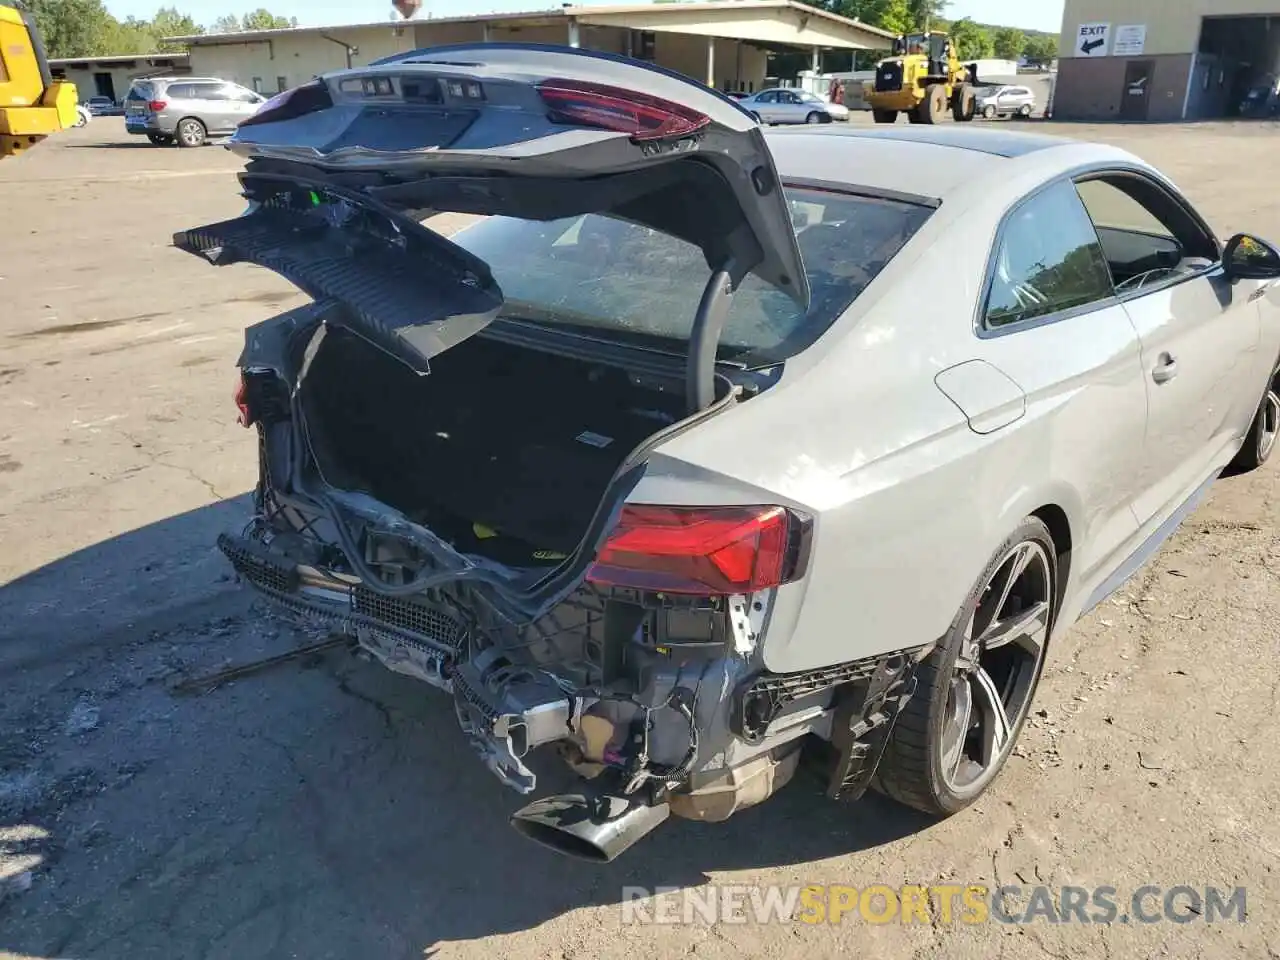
[450, 187, 933, 364]
[984, 179, 1115, 329]
[177, 83, 224, 100]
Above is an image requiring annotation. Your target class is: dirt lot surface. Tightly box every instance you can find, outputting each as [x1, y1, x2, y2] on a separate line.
[1, 116, 1279, 960]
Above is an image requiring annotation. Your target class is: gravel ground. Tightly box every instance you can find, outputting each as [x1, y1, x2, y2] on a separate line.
[1, 116, 1279, 960]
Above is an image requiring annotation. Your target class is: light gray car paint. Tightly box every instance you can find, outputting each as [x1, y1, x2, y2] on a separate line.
[623, 131, 1280, 675]
[934, 359, 1027, 434]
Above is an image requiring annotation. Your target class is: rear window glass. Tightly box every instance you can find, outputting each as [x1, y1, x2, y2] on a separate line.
[126, 84, 152, 101]
[450, 188, 932, 365]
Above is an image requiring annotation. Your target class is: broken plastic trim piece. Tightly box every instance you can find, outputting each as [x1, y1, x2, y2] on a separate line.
[173, 178, 503, 374]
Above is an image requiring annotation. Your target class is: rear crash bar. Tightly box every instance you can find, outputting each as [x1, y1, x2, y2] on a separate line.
[173, 179, 502, 373]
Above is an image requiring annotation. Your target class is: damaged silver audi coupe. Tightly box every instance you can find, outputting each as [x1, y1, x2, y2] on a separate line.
[178, 44, 1280, 861]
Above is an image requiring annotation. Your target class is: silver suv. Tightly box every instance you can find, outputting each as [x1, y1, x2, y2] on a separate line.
[975, 84, 1037, 119]
[124, 77, 266, 147]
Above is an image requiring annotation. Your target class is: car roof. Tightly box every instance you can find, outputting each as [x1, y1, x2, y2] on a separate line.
[765, 126, 1076, 200]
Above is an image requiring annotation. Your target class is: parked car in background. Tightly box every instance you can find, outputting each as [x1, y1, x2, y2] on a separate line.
[976, 84, 1037, 119]
[737, 87, 849, 124]
[84, 96, 119, 116]
[124, 76, 266, 147]
[1239, 75, 1280, 117]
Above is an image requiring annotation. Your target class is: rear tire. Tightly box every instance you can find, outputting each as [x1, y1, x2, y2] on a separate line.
[871, 108, 898, 124]
[951, 83, 976, 122]
[915, 84, 947, 124]
[176, 118, 206, 148]
[876, 517, 1056, 816]
[1017, 104, 1033, 118]
[1230, 360, 1280, 471]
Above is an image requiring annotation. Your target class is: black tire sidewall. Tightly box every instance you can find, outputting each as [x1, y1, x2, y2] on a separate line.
[1234, 360, 1280, 470]
[1252, 361, 1280, 465]
[916, 517, 1057, 813]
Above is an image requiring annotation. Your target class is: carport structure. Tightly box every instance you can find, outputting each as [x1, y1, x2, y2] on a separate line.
[565, 1, 897, 85]
[170, 1, 896, 97]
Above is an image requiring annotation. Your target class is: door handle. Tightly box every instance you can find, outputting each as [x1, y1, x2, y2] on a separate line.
[1152, 352, 1178, 384]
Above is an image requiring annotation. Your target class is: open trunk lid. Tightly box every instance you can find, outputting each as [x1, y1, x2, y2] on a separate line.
[174, 43, 808, 372]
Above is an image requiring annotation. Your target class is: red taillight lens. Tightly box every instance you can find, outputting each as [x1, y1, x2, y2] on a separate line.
[238, 79, 333, 129]
[234, 373, 253, 428]
[535, 78, 710, 141]
[148, 100, 167, 112]
[587, 505, 801, 595]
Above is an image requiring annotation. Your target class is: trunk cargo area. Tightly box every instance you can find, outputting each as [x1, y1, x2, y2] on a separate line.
[299, 326, 687, 565]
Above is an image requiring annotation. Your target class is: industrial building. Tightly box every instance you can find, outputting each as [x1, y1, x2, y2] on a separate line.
[1054, 0, 1280, 120]
[166, 1, 896, 98]
[49, 53, 190, 103]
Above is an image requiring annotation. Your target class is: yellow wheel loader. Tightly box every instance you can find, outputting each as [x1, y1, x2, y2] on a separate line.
[0, 0, 79, 158]
[864, 31, 979, 125]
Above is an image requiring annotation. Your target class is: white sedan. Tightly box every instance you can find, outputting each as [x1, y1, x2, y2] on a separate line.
[737, 86, 849, 124]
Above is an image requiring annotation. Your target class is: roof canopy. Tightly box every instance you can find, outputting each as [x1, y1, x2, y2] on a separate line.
[169, 1, 897, 51]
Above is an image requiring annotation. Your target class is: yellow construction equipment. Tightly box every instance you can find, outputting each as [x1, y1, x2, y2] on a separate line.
[0, 0, 79, 158]
[864, 31, 980, 125]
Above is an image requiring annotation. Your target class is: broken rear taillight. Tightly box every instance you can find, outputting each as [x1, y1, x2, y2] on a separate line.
[238, 79, 333, 129]
[587, 505, 806, 595]
[535, 78, 710, 141]
[234, 372, 253, 428]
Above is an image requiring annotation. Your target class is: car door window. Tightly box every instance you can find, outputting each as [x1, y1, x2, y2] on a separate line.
[757, 91, 777, 103]
[984, 179, 1116, 330]
[1075, 175, 1219, 296]
[193, 84, 228, 101]
[226, 85, 260, 103]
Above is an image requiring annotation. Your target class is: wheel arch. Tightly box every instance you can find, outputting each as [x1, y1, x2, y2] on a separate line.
[1029, 502, 1072, 621]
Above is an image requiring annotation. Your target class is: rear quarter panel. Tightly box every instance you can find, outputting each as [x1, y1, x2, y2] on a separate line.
[643, 143, 1149, 674]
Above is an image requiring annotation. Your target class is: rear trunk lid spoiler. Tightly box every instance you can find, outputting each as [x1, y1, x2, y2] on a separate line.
[175, 180, 502, 371]
[175, 44, 808, 393]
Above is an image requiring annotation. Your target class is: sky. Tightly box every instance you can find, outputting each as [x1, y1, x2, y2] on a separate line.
[105, 0, 1065, 36]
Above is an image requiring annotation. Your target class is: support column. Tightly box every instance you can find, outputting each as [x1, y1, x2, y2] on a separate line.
[567, 18, 580, 48]
[812, 45, 821, 76]
[481, 23, 492, 43]
[706, 36, 716, 88]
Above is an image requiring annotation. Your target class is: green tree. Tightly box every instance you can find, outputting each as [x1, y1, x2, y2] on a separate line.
[211, 14, 242, 32]
[26, 0, 113, 59]
[992, 26, 1025, 61]
[875, 0, 911, 34]
[97, 15, 157, 54]
[947, 17, 992, 59]
[239, 8, 298, 30]
[831, 0, 910, 34]
[151, 6, 202, 48]
[907, 0, 947, 30]
[1023, 34, 1059, 64]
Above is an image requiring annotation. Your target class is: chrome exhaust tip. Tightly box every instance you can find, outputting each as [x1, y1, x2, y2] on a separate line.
[510, 792, 670, 863]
